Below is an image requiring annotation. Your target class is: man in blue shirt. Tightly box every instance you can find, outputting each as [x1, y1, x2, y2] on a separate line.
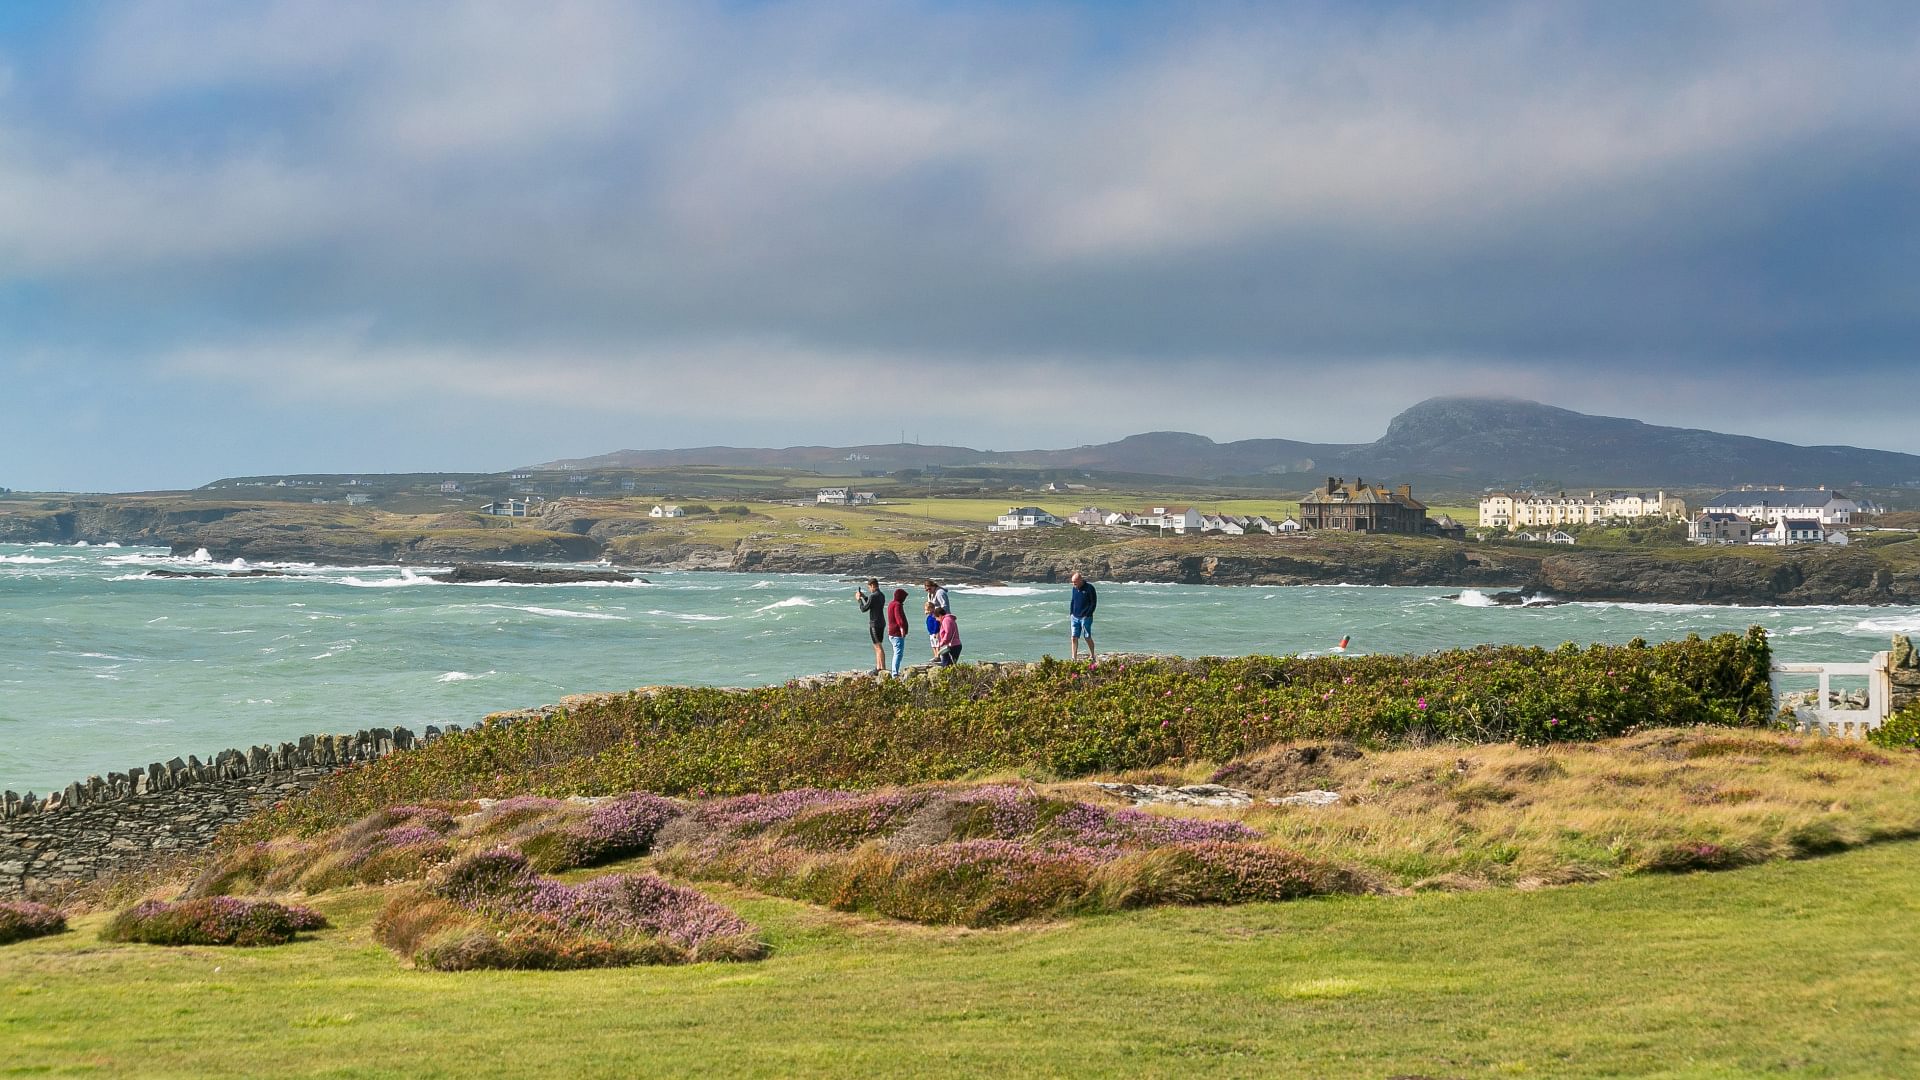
[1068, 572, 1097, 662]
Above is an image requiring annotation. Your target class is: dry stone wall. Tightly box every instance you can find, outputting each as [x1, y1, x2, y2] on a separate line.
[1, 723, 464, 899]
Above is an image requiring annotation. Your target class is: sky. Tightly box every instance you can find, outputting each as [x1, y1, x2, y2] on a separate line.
[2, 1, 1918, 491]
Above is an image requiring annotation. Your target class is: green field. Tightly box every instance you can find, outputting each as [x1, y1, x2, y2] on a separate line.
[4, 842, 1917, 1077]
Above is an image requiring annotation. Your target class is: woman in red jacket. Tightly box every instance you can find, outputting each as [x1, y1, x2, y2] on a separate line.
[884, 588, 909, 677]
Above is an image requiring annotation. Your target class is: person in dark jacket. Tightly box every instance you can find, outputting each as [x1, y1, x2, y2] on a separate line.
[884, 588, 910, 677]
[1068, 572, 1097, 661]
[855, 578, 887, 674]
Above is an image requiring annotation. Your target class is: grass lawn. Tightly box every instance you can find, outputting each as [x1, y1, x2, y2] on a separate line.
[5, 840, 1919, 1078]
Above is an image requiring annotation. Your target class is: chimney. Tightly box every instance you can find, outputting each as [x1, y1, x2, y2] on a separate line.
[1356, 477, 1364, 489]
[1326, 477, 1339, 494]
[1397, 484, 1412, 498]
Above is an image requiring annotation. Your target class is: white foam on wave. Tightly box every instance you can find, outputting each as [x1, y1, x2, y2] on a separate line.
[437, 670, 496, 682]
[70, 540, 89, 548]
[334, 569, 433, 588]
[746, 580, 775, 590]
[1854, 613, 1920, 634]
[648, 610, 730, 622]
[187, 548, 213, 563]
[102, 542, 121, 548]
[473, 604, 630, 621]
[962, 585, 1047, 597]
[0, 554, 62, 564]
[755, 597, 819, 613]
[1454, 590, 1497, 608]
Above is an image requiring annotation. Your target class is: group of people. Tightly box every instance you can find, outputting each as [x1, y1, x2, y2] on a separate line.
[854, 573, 1097, 677]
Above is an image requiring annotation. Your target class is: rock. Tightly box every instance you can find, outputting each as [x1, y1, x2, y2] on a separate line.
[1093, 782, 1255, 807]
[1271, 790, 1342, 807]
[429, 563, 639, 585]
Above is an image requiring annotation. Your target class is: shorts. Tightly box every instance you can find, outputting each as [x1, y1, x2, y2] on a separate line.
[869, 623, 886, 645]
[1070, 615, 1094, 638]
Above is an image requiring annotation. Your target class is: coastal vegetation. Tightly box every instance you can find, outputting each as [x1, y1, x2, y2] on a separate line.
[0, 900, 66, 945]
[234, 631, 1774, 839]
[6, 840, 1920, 1076]
[100, 897, 327, 947]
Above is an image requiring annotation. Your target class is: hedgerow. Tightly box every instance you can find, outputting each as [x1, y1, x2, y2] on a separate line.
[235, 631, 1774, 841]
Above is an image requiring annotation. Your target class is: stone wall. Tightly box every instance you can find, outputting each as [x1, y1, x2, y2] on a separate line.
[1, 722, 465, 899]
[1892, 634, 1919, 714]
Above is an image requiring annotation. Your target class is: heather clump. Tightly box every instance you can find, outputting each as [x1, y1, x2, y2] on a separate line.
[188, 803, 464, 897]
[1098, 842, 1375, 907]
[517, 793, 682, 872]
[102, 897, 328, 947]
[377, 847, 765, 970]
[654, 781, 1367, 926]
[0, 901, 68, 945]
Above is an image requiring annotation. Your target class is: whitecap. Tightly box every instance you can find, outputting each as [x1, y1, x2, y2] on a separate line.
[648, 610, 730, 622]
[102, 542, 121, 548]
[437, 670, 496, 682]
[1854, 613, 1920, 634]
[187, 548, 213, 563]
[961, 585, 1048, 597]
[755, 597, 819, 613]
[515, 606, 627, 621]
[1454, 590, 1497, 608]
[0, 554, 60, 564]
[334, 569, 433, 588]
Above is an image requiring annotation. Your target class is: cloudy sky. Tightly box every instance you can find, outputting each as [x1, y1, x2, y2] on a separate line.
[3, 1, 1917, 491]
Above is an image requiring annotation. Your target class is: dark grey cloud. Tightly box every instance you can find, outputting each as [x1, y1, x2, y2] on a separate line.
[2, 1, 1918, 489]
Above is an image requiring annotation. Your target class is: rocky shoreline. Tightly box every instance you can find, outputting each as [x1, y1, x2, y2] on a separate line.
[4, 499, 1919, 605]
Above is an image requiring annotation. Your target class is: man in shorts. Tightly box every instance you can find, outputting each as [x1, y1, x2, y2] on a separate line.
[855, 578, 887, 673]
[1068, 572, 1097, 662]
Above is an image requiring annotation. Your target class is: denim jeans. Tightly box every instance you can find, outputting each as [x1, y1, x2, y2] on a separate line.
[886, 635, 905, 675]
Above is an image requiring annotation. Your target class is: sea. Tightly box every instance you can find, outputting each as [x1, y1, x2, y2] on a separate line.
[4, 541, 1917, 793]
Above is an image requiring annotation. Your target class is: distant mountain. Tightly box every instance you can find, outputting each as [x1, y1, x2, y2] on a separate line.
[534, 397, 1920, 491]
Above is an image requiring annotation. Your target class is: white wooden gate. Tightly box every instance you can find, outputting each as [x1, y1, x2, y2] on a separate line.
[1770, 652, 1891, 738]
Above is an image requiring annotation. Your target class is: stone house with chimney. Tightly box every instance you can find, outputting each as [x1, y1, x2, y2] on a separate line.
[1297, 477, 1429, 535]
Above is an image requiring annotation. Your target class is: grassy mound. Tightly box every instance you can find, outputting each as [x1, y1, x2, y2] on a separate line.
[101, 898, 327, 947]
[0, 901, 66, 945]
[650, 784, 1370, 926]
[237, 631, 1773, 840]
[374, 849, 765, 970]
[1225, 727, 1920, 886]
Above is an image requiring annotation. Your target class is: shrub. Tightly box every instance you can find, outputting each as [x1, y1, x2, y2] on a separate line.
[1868, 702, 1920, 751]
[0, 901, 67, 945]
[518, 793, 682, 872]
[234, 632, 1777, 841]
[869, 841, 1102, 927]
[387, 847, 765, 969]
[102, 897, 329, 947]
[1099, 842, 1373, 907]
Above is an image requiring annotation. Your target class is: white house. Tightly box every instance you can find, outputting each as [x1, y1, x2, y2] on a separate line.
[1752, 518, 1825, 545]
[1200, 514, 1244, 535]
[649, 504, 685, 519]
[1704, 487, 1857, 526]
[1134, 506, 1205, 534]
[439, 480, 462, 493]
[480, 499, 532, 517]
[989, 506, 1064, 532]
[344, 493, 372, 506]
[1547, 530, 1576, 544]
[816, 488, 877, 506]
[1274, 516, 1303, 534]
[1102, 511, 1136, 527]
[1067, 507, 1109, 526]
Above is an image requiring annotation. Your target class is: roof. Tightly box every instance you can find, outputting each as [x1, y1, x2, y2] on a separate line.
[1705, 490, 1845, 508]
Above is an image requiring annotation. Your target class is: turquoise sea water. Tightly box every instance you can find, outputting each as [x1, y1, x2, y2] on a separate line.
[4, 542, 1917, 793]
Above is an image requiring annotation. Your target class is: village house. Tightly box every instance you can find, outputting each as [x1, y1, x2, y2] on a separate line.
[649, 504, 685, 518]
[1132, 506, 1206, 534]
[1066, 507, 1110, 526]
[1298, 478, 1429, 535]
[1751, 518, 1827, 546]
[439, 480, 462, 493]
[815, 488, 878, 506]
[480, 498, 533, 517]
[988, 506, 1064, 532]
[1702, 486, 1857, 526]
[1688, 512, 1753, 545]
[1479, 490, 1686, 529]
